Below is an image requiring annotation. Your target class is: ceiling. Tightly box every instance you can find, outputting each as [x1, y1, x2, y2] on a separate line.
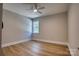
[3, 3, 69, 18]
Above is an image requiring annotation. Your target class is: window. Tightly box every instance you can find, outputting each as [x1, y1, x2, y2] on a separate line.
[33, 20, 39, 33]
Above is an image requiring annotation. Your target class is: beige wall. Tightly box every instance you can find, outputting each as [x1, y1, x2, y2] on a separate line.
[33, 13, 68, 44]
[2, 9, 32, 47]
[68, 4, 79, 48]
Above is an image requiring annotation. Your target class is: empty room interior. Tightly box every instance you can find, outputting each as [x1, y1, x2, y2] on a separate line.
[1, 3, 79, 56]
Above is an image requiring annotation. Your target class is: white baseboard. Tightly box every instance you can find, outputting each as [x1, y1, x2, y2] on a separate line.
[33, 39, 68, 46]
[2, 39, 31, 48]
[68, 44, 78, 56]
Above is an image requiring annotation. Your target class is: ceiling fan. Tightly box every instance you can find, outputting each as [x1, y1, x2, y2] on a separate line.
[26, 3, 45, 14]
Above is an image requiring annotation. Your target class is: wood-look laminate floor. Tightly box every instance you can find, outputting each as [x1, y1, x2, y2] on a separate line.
[2, 40, 71, 56]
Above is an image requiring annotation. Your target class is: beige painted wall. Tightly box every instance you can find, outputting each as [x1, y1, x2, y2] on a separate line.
[33, 13, 68, 44]
[68, 4, 79, 48]
[2, 9, 32, 47]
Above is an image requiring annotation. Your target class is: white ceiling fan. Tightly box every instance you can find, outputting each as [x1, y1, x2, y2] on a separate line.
[26, 3, 45, 14]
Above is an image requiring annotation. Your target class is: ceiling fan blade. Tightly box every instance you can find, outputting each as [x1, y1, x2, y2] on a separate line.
[38, 7, 45, 10]
[37, 10, 42, 14]
[34, 3, 38, 9]
[35, 4, 37, 8]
